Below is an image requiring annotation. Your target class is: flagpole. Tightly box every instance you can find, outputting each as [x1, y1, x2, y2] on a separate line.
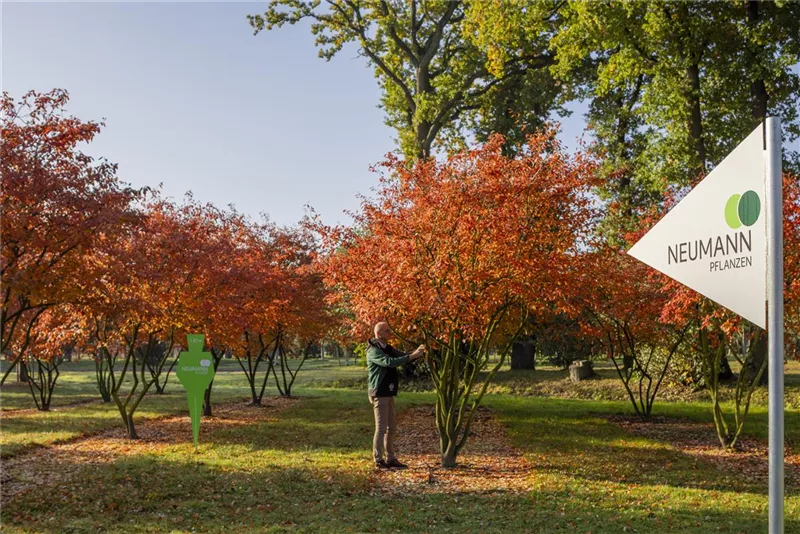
[766, 116, 784, 534]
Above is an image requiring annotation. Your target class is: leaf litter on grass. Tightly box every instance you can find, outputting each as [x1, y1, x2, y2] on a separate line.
[0, 397, 298, 500]
[608, 414, 800, 489]
[371, 405, 534, 495]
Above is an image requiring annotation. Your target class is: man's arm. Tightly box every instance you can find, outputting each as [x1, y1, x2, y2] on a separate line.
[385, 344, 410, 359]
[367, 346, 411, 368]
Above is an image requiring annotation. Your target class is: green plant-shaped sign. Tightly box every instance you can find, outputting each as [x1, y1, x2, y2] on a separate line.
[175, 334, 215, 451]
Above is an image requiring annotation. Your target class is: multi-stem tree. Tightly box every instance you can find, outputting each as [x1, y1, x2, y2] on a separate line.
[19, 306, 81, 411]
[267, 226, 336, 398]
[631, 181, 799, 449]
[183, 207, 254, 416]
[580, 249, 686, 417]
[79, 198, 227, 438]
[0, 89, 142, 384]
[215, 216, 285, 407]
[317, 131, 595, 467]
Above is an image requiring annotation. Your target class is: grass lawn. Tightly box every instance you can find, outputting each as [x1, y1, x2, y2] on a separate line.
[1, 357, 798, 533]
[0, 358, 365, 457]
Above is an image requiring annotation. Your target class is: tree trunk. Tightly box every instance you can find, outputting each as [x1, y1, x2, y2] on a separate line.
[125, 413, 138, 439]
[747, 1, 768, 123]
[95, 359, 112, 402]
[510, 341, 535, 370]
[686, 62, 707, 174]
[127, 416, 138, 439]
[415, 62, 432, 160]
[436, 395, 460, 468]
[718, 356, 734, 381]
[17, 360, 29, 383]
[247, 378, 260, 406]
[744, 333, 768, 386]
[39, 388, 55, 412]
[203, 382, 214, 417]
[441, 445, 457, 468]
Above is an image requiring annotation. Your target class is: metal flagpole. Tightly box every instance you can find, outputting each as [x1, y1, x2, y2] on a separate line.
[766, 116, 784, 534]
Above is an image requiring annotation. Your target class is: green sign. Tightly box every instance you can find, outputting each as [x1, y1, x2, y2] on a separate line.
[175, 334, 215, 451]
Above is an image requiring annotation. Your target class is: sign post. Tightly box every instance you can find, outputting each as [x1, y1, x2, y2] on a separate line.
[766, 117, 784, 534]
[175, 334, 216, 451]
[628, 119, 783, 532]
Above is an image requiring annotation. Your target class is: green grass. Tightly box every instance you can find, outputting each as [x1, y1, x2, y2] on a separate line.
[2, 358, 799, 532]
[0, 358, 368, 457]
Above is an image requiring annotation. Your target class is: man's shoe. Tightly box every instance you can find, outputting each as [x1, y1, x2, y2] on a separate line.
[386, 459, 408, 469]
[375, 459, 391, 469]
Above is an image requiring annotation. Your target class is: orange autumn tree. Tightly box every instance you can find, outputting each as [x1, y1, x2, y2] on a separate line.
[627, 178, 800, 449]
[316, 132, 595, 467]
[1, 89, 142, 384]
[783, 174, 800, 358]
[138, 198, 240, 396]
[180, 206, 253, 416]
[79, 198, 229, 438]
[227, 217, 286, 406]
[19, 305, 83, 411]
[657, 277, 760, 449]
[578, 248, 687, 417]
[267, 226, 337, 398]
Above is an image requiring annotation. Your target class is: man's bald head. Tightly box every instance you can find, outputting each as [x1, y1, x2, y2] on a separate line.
[374, 322, 391, 342]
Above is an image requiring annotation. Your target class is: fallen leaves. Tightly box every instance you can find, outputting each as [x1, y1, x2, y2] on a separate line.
[0, 397, 297, 500]
[370, 406, 534, 494]
[608, 414, 800, 488]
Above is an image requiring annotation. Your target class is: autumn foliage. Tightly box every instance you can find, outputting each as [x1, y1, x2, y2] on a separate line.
[577, 248, 687, 417]
[1, 90, 337, 426]
[585, 175, 800, 448]
[4, 87, 800, 463]
[315, 131, 597, 466]
[1, 90, 142, 386]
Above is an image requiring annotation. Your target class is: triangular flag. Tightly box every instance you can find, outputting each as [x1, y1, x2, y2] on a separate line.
[628, 124, 766, 328]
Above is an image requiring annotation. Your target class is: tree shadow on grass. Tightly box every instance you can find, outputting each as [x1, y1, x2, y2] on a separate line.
[209, 394, 800, 499]
[3, 389, 797, 533]
[488, 396, 800, 497]
[6, 387, 800, 532]
[1, 452, 792, 534]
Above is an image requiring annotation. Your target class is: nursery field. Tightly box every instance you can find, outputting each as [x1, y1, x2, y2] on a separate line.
[2, 359, 800, 533]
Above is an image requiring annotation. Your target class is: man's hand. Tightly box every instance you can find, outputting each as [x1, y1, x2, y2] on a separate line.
[410, 344, 427, 361]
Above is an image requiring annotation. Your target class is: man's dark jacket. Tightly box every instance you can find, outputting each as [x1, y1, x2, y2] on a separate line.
[366, 339, 410, 397]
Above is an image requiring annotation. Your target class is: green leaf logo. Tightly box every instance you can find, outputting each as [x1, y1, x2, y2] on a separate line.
[725, 190, 760, 229]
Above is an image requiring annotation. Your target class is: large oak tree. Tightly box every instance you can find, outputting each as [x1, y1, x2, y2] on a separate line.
[249, 0, 564, 160]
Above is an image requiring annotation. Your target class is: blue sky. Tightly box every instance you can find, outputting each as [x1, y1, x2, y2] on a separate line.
[2, 1, 587, 226]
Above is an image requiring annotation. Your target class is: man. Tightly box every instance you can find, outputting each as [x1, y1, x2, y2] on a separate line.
[367, 321, 425, 469]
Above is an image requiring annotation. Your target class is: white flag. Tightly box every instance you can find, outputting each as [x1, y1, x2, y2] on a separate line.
[628, 124, 766, 328]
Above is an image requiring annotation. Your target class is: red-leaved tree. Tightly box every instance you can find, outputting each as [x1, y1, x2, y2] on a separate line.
[1, 89, 142, 384]
[316, 131, 596, 467]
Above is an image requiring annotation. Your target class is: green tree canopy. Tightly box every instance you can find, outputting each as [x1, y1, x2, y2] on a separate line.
[249, 0, 565, 160]
[551, 0, 800, 237]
